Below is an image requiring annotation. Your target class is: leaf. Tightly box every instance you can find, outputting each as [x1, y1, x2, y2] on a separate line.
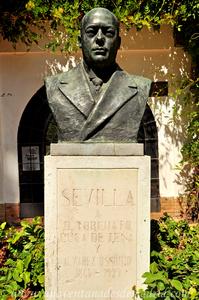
[12, 269, 22, 282]
[38, 274, 44, 285]
[9, 231, 23, 244]
[0, 222, 6, 230]
[23, 271, 31, 286]
[16, 260, 24, 274]
[157, 281, 165, 291]
[189, 287, 197, 299]
[142, 294, 156, 300]
[20, 220, 29, 228]
[5, 280, 20, 292]
[24, 242, 34, 250]
[24, 254, 32, 269]
[7, 270, 13, 281]
[170, 279, 183, 291]
[150, 262, 158, 273]
[5, 258, 16, 267]
[144, 272, 168, 284]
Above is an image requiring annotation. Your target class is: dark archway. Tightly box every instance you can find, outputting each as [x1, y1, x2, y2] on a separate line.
[17, 86, 57, 217]
[18, 86, 159, 217]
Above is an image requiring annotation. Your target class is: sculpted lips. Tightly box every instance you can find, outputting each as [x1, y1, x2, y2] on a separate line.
[92, 48, 107, 54]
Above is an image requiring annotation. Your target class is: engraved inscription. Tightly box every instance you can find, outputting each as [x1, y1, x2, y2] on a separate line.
[59, 219, 133, 243]
[57, 168, 138, 291]
[62, 188, 135, 206]
[62, 255, 132, 279]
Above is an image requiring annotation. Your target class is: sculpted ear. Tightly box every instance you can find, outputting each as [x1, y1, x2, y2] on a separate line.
[78, 35, 82, 48]
[117, 36, 121, 49]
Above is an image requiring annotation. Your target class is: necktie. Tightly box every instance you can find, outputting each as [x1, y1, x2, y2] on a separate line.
[91, 77, 103, 92]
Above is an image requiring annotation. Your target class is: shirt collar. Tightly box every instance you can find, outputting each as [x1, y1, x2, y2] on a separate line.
[82, 60, 119, 83]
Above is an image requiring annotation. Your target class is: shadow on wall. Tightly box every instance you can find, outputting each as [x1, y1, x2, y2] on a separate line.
[119, 26, 191, 196]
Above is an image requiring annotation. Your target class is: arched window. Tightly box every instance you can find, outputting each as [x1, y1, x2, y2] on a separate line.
[138, 105, 160, 212]
[18, 87, 159, 217]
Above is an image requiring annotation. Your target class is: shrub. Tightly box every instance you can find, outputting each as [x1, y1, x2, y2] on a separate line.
[1, 214, 198, 300]
[0, 218, 44, 300]
[136, 214, 199, 300]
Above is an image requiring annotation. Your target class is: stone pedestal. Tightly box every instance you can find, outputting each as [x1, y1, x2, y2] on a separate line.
[45, 143, 150, 300]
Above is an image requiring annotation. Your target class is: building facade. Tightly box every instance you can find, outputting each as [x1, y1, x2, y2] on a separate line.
[0, 25, 191, 222]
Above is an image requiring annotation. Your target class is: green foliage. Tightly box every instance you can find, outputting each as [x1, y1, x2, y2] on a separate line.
[172, 75, 199, 221]
[1, 215, 198, 299]
[0, 0, 198, 56]
[135, 214, 199, 300]
[178, 79, 199, 168]
[0, 217, 44, 299]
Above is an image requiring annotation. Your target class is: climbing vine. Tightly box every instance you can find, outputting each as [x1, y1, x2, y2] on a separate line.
[175, 76, 199, 222]
[0, 0, 198, 218]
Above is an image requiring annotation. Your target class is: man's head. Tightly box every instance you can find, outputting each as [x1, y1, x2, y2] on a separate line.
[79, 8, 121, 70]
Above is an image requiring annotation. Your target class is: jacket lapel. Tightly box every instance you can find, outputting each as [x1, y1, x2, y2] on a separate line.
[58, 64, 94, 118]
[80, 71, 138, 140]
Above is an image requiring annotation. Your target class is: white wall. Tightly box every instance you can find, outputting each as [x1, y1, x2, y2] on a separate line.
[0, 52, 54, 204]
[0, 25, 191, 204]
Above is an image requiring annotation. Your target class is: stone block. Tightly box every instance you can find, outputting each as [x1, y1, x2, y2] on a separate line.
[50, 143, 144, 156]
[45, 144, 150, 300]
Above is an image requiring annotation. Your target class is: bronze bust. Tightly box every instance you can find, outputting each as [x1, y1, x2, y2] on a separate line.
[45, 8, 151, 142]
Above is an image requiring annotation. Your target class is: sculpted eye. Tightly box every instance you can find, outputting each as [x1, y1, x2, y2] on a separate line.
[85, 28, 96, 37]
[105, 29, 115, 37]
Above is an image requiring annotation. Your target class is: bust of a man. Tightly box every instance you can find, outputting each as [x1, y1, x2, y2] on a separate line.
[45, 7, 151, 142]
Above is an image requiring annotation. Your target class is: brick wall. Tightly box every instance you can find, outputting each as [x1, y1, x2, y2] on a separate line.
[151, 197, 182, 220]
[0, 204, 5, 221]
[0, 197, 183, 223]
[0, 203, 20, 224]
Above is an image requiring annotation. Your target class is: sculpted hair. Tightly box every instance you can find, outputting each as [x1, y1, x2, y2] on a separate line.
[81, 8, 120, 34]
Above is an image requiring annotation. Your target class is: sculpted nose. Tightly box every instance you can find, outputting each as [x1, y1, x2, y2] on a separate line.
[96, 29, 105, 44]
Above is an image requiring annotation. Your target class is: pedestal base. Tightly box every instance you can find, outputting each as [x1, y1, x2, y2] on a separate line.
[45, 143, 150, 300]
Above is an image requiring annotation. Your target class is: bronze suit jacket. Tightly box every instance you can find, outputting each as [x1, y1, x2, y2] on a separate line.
[45, 63, 151, 142]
